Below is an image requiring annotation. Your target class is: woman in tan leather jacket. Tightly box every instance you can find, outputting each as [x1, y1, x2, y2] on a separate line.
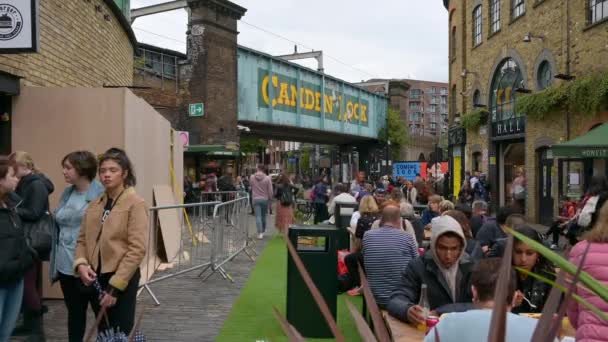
[73, 148, 148, 336]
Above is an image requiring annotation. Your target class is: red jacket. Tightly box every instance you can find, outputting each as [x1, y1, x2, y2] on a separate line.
[567, 240, 608, 342]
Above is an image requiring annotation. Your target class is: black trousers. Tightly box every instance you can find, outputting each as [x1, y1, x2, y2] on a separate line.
[313, 202, 328, 224]
[90, 269, 141, 336]
[546, 221, 562, 245]
[344, 252, 364, 288]
[59, 272, 94, 342]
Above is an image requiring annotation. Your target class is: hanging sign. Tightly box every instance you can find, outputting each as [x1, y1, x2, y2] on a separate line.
[0, 0, 38, 53]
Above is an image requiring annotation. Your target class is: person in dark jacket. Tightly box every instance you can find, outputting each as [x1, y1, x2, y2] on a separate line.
[312, 177, 329, 224]
[421, 195, 442, 227]
[511, 226, 554, 314]
[9, 151, 54, 341]
[387, 215, 475, 324]
[0, 156, 34, 341]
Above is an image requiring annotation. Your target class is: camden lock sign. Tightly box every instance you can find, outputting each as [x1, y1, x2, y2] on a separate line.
[0, 0, 38, 53]
[492, 116, 526, 137]
[258, 68, 370, 126]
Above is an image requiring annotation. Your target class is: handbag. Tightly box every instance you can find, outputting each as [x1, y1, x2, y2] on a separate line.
[24, 212, 56, 261]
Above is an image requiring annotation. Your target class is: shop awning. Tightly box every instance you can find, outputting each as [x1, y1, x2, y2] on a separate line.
[551, 123, 608, 158]
[185, 144, 244, 157]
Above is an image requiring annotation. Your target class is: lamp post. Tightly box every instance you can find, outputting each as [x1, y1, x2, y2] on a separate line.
[386, 139, 391, 176]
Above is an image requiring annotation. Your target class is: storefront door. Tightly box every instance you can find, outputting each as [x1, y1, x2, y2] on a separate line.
[538, 148, 554, 225]
[0, 95, 11, 155]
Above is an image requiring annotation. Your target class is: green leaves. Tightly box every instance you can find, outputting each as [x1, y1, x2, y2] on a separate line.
[460, 109, 488, 130]
[516, 72, 608, 120]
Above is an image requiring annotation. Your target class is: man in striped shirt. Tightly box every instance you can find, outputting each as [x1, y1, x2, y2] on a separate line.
[362, 200, 419, 308]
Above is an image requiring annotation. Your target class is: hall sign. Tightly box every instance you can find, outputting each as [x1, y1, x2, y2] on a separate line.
[0, 0, 38, 53]
[258, 68, 369, 125]
[492, 116, 526, 137]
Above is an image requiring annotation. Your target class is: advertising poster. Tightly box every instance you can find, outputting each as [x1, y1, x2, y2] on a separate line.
[393, 161, 449, 181]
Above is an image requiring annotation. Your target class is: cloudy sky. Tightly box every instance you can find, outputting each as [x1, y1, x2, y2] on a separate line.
[131, 0, 448, 83]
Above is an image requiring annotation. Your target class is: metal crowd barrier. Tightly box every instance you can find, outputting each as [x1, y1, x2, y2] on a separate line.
[140, 201, 219, 305]
[198, 194, 255, 283]
[140, 191, 254, 305]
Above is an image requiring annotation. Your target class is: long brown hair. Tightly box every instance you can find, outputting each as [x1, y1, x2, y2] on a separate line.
[444, 209, 473, 239]
[584, 201, 608, 243]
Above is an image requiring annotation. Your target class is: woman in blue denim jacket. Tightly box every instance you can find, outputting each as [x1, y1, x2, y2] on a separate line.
[49, 151, 103, 342]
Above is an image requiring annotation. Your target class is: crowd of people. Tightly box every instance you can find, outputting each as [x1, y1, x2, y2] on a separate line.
[0, 149, 147, 341]
[315, 170, 607, 342]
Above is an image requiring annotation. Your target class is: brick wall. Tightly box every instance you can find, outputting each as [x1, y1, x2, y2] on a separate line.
[447, 0, 608, 222]
[0, 0, 133, 87]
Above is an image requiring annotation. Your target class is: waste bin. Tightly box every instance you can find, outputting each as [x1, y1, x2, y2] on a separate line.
[334, 202, 358, 250]
[286, 225, 338, 338]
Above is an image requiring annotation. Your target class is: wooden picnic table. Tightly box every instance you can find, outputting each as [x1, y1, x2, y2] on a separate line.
[382, 310, 425, 342]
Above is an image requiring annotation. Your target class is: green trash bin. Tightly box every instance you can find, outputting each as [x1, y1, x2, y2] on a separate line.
[334, 202, 358, 250]
[286, 225, 338, 338]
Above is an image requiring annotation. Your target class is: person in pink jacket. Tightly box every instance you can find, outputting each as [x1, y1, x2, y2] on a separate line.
[567, 200, 608, 342]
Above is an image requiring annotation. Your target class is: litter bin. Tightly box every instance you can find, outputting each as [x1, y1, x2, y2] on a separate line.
[334, 202, 358, 250]
[286, 225, 338, 338]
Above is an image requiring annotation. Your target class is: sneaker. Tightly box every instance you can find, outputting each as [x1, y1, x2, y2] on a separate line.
[347, 286, 362, 296]
[550, 244, 559, 250]
[257, 233, 264, 240]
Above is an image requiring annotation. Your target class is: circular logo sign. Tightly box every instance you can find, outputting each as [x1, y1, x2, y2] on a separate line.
[0, 4, 23, 41]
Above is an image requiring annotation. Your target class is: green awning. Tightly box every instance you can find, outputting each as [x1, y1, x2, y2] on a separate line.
[185, 144, 244, 156]
[551, 123, 608, 158]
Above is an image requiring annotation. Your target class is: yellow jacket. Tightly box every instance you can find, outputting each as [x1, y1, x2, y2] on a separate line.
[73, 187, 148, 291]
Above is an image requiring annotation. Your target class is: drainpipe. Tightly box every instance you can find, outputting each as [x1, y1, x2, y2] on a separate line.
[565, 0, 571, 140]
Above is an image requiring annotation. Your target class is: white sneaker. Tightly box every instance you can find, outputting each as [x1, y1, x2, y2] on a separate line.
[550, 244, 559, 250]
[257, 233, 264, 240]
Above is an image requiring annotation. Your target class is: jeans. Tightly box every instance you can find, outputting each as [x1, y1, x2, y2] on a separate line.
[253, 199, 269, 234]
[59, 273, 94, 342]
[0, 278, 24, 341]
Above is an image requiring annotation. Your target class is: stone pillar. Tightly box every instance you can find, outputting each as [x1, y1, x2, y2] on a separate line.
[183, 0, 246, 145]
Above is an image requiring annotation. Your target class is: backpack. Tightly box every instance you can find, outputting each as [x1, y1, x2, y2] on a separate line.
[279, 186, 294, 206]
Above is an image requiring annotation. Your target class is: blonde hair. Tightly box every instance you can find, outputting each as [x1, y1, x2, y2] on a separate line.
[428, 195, 442, 205]
[584, 201, 608, 243]
[9, 151, 39, 173]
[359, 195, 379, 215]
[439, 200, 455, 213]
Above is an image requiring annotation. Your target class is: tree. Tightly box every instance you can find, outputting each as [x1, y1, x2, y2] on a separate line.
[378, 107, 409, 159]
[240, 136, 267, 154]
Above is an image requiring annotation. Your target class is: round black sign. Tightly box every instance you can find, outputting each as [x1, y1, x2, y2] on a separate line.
[0, 4, 23, 41]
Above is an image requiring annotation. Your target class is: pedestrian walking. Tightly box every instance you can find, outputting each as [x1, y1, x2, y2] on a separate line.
[312, 176, 330, 224]
[74, 148, 148, 337]
[274, 174, 297, 233]
[50, 151, 103, 342]
[249, 165, 273, 239]
[0, 156, 34, 341]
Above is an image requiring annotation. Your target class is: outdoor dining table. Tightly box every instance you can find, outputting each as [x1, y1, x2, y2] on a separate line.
[382, 310, 425, 342]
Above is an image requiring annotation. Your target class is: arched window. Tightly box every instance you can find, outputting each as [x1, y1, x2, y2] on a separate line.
[473, 5, 482, 46]
[537, 60, 553, 90]
[489, 58, 524, 121]
[473, 89, 481, 107]
[451, 27, 457, 60]
[490, 0, 501, 33]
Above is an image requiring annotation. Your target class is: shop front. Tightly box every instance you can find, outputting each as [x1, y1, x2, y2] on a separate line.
[487, 58, 527, 212]
[448, 126, 466, 198]
[552, 123, 608, 202]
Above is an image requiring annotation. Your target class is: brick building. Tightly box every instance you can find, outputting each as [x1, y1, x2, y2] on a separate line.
[357, 79, 449, 161]
[0, 0, 137, 155]
[444, 0, 608, 224]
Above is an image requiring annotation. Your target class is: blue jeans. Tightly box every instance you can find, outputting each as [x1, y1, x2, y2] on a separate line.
[0, 278, 24, 341]
[253, 199, 269, 234]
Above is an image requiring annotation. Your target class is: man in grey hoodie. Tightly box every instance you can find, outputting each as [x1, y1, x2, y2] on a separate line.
[387, 215, 475, 324]
[249, 165, 273, 239]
